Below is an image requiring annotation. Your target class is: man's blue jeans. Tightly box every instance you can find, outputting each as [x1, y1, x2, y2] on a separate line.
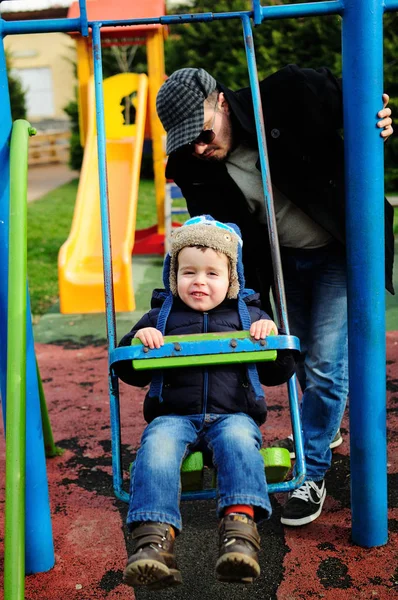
[281, 242, 348, 482]
[127, 413, 271, 532]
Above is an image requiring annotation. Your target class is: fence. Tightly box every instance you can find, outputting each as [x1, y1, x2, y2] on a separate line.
[28, 130, 70, 166]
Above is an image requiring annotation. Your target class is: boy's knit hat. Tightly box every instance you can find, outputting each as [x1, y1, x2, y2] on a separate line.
[167, 215, 244, 299]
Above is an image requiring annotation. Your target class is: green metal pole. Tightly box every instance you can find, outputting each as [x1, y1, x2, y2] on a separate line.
[4, 120, 36, 600]
[36, 359, 62, 457]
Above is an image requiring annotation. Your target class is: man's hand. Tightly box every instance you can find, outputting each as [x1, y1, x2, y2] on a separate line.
[134, 327, 164, 349]
[250, 319, 278, 340]
[377, 94, 393, 141]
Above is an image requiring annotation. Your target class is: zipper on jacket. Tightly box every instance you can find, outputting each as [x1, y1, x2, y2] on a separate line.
[202, 312, 209, 416]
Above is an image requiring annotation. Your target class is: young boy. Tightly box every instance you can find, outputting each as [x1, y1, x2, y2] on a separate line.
[115, 215, 297, 589]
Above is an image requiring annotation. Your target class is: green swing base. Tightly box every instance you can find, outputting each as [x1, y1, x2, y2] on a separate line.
[181, 446, 291, 492]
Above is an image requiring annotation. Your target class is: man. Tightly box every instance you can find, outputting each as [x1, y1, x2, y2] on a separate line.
[155, 66, 394, 526]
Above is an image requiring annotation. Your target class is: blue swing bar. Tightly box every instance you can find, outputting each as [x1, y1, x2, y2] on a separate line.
[91, 21, 126, 502]
[111, 334, 300, 366]
[89, 11, 305, 498]
[91, 17, 303, 500]
[241, 12, 307, 490]
[0, 0, 391, 557]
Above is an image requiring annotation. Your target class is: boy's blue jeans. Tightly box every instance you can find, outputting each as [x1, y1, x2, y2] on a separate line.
[282, 242, 348, 482]
[127, 413, 271, 532]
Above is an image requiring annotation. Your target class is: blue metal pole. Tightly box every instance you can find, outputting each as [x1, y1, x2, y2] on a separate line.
[91, 22, 126, 502]
[384, 0, 398, 10]
[1, 14, 247, 36]
[252, 0, 262, 25]
[240, 14, 305, 488]
[0, 28, 10, 344]
[1, 2, 343, 37]
[3, 18, 82, 35]
[91, 23, 116, 363]
[342, 0, 388, 547]
[24, 295, 55, 573]
[95, 13, 247, 27]
[78, 0, 89, 37]
[240, 15, 288, 333]
[0, 38, 54, 572]
[260, 0, 343, 19]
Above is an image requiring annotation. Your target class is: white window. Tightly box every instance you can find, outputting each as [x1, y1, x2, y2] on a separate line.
[12, 66, 55, 118]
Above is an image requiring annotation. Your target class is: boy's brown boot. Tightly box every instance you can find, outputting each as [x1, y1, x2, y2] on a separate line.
[215, 514, 261, 584]
[123, 522, 182, 589]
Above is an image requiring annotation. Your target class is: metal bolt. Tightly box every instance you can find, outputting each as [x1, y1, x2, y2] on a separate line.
[260, 340, 266, 346]
[230, 339, 238, 348]
[174, 343, 181, 351]
[143, 347, 149, 353]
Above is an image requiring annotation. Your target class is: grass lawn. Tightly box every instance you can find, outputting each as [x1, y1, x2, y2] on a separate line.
[28, 178, 157, 317]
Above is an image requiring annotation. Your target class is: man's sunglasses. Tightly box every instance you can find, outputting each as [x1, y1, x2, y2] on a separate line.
[191, 96, 218, 146]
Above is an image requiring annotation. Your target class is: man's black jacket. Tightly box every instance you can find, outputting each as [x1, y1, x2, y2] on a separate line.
[166, 64, 395, 310]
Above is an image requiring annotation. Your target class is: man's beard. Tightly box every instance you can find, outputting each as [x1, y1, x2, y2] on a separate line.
[198, 149, 230, 162]
[194, 119, 234, 162]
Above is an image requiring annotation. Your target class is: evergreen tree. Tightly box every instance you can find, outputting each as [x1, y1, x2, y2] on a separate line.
[101, 45, 147, 79]
[64, 96, 84, 171]
[165, 0, 341, 87]
[6, 52, 27, 120]
[165, 0, 397, 190]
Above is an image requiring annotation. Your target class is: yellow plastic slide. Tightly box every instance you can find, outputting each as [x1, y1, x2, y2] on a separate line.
[58, 73, 148, 313]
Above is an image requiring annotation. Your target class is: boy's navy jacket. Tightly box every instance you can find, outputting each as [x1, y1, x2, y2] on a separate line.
[115, 289, 298, 425]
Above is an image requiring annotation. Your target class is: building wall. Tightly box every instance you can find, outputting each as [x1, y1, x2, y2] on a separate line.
[4, 32, 76, 127]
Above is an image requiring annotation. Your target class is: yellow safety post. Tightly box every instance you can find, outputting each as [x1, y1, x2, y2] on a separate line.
[147, 28, 166, 235]
[76, 36, 93, 148]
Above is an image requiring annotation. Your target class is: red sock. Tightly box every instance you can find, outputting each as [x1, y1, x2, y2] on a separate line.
[224, 505, 254, 519]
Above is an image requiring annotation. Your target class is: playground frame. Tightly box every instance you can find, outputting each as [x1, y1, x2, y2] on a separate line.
[1, 0, 397, 598]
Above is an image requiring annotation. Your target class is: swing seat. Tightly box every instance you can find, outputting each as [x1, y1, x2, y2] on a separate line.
[112, 331, 301, 502]
[181, 447, 291, 492]
[128, 332, 292, 492]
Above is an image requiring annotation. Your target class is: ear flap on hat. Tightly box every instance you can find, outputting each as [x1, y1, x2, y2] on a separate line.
[162, 252, 172, 292]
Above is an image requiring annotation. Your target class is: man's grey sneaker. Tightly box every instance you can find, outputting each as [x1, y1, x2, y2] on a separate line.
[281, 480, 326, 526]
[271, 429, 343, 459]
[329, 429, 344, 450]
